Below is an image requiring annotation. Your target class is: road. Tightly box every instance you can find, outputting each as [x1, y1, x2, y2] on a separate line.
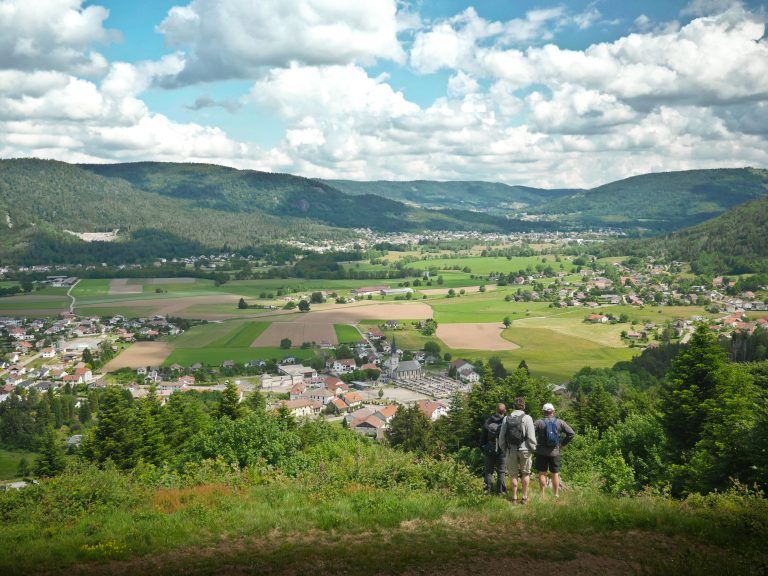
[66, 279, 80, 313]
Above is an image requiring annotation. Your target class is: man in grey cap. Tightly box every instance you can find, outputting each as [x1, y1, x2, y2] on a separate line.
[534, 402, 575, 499]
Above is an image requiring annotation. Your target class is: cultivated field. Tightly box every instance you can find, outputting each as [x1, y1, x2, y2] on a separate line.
[419, 284, 497, 296]
[436, 322, 520, 351]
[103, 341, 174, 370]
[252, 323, 337, 347]
[108, 279, 142, 295]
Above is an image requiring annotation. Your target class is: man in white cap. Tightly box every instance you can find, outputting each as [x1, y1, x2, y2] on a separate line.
[533, 402, 575, 499]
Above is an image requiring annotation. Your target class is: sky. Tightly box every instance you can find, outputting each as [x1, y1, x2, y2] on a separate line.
[0, 0, 767, 188]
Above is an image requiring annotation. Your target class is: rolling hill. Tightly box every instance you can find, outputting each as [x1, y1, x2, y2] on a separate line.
[529, 168, 768, 231]
[605, 195, 768, 274]
[0, 159, 552, 264]
[324, 179, 580, 214]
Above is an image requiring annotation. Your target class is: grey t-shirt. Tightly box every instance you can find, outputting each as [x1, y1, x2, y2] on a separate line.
[533, 417, 575, 456]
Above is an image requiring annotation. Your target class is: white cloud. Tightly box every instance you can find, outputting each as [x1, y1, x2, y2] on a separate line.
[0, 0, 113, 75]
[157, 0, 404, 83]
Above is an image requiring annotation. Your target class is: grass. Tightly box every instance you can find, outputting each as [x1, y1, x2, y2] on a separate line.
[0, 448, 38, 481]
[209, 322, 269, 347]
[163, 346, 315, 366]
[409, 255, 576, 275]
[334, 324, 362, 343]
[1, 471, 764, 575]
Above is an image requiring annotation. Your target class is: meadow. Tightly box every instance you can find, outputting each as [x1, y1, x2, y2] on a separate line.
[408, 255, 576, 275]
[0, 448, 38, 481]
[0, 461, 764, 576]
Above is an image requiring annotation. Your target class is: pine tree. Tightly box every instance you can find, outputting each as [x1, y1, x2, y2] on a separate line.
[78, 400, 92, 424]
[85, 386, 138, 469]
[137, 387, 166, 465]
[245, 390, 266, 414]
[82, 348, 93, 365]
[662, 325, 727, 452]
[585, 382, 619, 436]
[34, 428, 67, 477]
[216, 381, 244, 420]
[16, 457, 30, 478]
[385, 404, 433, 454]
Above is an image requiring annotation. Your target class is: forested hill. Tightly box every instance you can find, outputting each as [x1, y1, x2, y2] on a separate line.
[628, 195, 768, 274]
[528, 168, 768, 231]
[324, 179, 580, 214]
[0, 159, 552, 264]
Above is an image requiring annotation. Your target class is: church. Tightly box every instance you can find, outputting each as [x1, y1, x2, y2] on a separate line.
[385, 337, 424, 381]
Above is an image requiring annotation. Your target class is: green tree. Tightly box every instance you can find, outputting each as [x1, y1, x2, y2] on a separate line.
[503, 316, 511, 328]
[686, 363, 761, 493]
[280, 338, 292, 349]
[82, 348, 93, 365]
[237, 297, 248, 309]
[662, 325, 727, 453]
[216, 381, 245, 420]
[136, 387, 166, 465]
[386, 404, 434, 454]
[424, 340, 441, 357]
[585, 383, 620, 437]
[298, 300, 310, 312]
[245, 390, 266, 414]
[78, 400, 92, 424]
[82, 386, 138, 469]
[34, 428, 67, 477]
[16, 456, 31, 478]
[517, 359, 529, 374]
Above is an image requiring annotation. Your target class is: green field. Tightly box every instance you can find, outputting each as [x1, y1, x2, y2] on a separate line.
[409, 256, 576, 275]
[0, 448, 39, 481]
[334, 324, 362, 343]
[209, 322, 269, 347]
[163, 346, 315, 366]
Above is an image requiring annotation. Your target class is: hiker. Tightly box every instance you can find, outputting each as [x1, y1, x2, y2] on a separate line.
[481, 403, 507, 495]
[499, 396, 537, 504]
[534, 403, 575, 499]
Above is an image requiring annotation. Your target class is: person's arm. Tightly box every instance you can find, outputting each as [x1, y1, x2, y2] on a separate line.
[559, 420, 576, 447]
[524, 415, 537, 452]
[498, 416, 508, 452]
[480, 418, 489, 447]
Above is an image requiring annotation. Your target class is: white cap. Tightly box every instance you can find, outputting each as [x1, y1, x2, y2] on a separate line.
[542, 403, 555, 412]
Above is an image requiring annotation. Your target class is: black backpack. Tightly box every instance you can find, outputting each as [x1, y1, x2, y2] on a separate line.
[505, 413, 526, 448]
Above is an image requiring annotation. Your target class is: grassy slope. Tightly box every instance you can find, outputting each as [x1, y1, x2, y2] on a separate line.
[2, 482, 764, 575]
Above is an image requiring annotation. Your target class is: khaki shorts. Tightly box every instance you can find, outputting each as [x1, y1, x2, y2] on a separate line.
[507, 450, 533, 477]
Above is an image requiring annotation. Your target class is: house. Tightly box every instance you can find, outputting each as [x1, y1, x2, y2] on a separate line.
[277, 399, 321, 418]
[373, 404, 399, 424]
[342, 391, 364, 408]
[586, 314, 608, 324]
[381, 287, 413, 296]
[307, 388, 337, 405]
[278, 364, 317, 384]
[350, 286, 388, 297]
[366, 326, 385, 340]
[221, 360, 235, 369]
[327, 396, 349, 414]
[451, 359, 479, 383]
[290, 383, 307, 399]
[40, 347, 56, 359]
[350, 414, 386, 438]
[178, 375, 195, 387]
[416, 400, 449, 421]
[331, 358, 357, 374]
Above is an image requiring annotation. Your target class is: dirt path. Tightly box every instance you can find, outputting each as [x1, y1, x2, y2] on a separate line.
[436, 322, 520, 350]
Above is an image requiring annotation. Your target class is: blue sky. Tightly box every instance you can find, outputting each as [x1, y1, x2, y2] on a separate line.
[0, 0, 766, 187]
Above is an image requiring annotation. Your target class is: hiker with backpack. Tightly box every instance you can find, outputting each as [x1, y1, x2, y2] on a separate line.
[481, 403, 508, 495]
[534, 403, 575, 499]
[499, 396, 537, 504]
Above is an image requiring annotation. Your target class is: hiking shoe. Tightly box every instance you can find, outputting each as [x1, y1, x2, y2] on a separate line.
[521, 497, 528, 505]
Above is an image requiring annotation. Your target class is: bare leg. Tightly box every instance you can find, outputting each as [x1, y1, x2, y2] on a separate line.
[521, 473, 530, 500]
[552, 472, 561, 498]
[511, 475, 519, 500]
[538, 472, 547, 495]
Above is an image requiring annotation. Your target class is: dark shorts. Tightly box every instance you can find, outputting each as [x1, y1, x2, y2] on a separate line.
[535, 454, 560, 473]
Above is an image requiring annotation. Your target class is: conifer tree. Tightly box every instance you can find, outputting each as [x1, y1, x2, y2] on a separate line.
[216, 381, 244, 420]
[34, 428, 67, 477]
